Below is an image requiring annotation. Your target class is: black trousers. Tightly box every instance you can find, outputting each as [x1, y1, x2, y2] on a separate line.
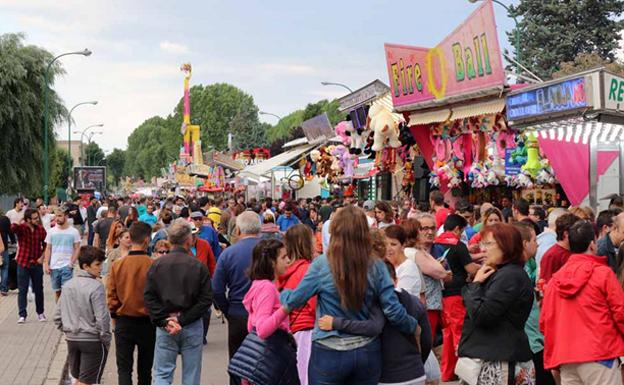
[227, 314, 249, 385]
[533, 349, 556, 385]
[114, 316, 156, 385]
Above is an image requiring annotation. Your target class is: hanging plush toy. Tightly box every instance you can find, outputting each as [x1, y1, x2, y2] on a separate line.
[335, 121, 351, 147]
[345, 120, 366, 155]
[342, 150, 357, 178]
[367, 102, 402, 167]
[330, 145, 346, 175]
[319, 147, 334, 178]
[402, 161, 415, 192]
[522, 133, 541, 177]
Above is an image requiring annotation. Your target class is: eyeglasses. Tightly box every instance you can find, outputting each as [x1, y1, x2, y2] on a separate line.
[421, 226, 436, 232]
[480, 241, 497, 249]
[155, 250, 169, 254]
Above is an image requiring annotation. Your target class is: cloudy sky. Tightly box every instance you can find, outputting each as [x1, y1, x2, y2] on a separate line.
[1, 0, 516, 152]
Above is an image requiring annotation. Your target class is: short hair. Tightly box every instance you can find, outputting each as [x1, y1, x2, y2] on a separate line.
[235, 211, 260, 235]
[430, 190, 444, 205]
[531, 206, 546, 221]
[513, 198, 530, 216]
[24, 208, 38, 222]
[13, 197, 23, 207]
[455, 199, 473, 213]
[568, 221, 595, 253]
[78, 246, 105, 270]
[384, 260, 397, 281]
[483, 207, 503, 222]
[168, 219, 193, 246]
[597, 210, 616, 231]
[568, 206, 591, 220]
[555, 213, 582, 241]
[283, 203, 294, 212]
[384, 224, 407, 245]
[481, 223, 524, 265]
[548, 208, 568, 229]
[513, 221, 536, 242]
[444, 214, 467, 232]
[160, 208, 173, 225]
[249, 239, 285, 280]
[129, 221, 152, 244]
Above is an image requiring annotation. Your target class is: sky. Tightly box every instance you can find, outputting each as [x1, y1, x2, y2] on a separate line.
[1, 0, 518, 152]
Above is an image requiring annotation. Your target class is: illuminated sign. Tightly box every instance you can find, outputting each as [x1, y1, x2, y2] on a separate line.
[506, 77, 587, 120]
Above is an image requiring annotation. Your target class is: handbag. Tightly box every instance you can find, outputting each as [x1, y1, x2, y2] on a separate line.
[228, 328, 300, 385]
[455, 357, 483, 385]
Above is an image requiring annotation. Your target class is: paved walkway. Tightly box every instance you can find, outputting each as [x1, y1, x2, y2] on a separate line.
[0, 276, 62, 385]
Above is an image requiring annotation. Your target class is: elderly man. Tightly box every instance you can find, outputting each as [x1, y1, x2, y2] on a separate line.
[212, 211, 261, 385]
[144, 220, 212, 385]
[597, 211, 624, 271]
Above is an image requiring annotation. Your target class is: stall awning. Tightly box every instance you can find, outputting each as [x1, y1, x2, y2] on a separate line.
[408, 98, 506, 125]
[239, 144, 315, 179]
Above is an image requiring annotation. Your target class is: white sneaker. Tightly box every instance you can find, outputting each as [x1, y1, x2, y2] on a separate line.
[38, 314, 47, 322]
[17, 317, 25, 324]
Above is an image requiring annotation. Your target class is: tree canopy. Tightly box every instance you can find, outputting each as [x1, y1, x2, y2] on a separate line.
[105, 148, 125, 186]
[0, 33, 67, 196]
[509, 0, 624, 79]
[84, 141, 105, 167]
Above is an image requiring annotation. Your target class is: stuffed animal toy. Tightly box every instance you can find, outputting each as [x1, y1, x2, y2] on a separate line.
[330, 145, 346, 174]
[367, 103, 402, 152]
[335, 121, 351, 147]
[345, 120, 366, 155]
[318, 147, 334, 178]
[402, 161, 415, 192]
[342, 149, 357, 178]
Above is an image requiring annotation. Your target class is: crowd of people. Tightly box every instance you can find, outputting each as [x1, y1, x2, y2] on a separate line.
[1, 191, 624, 385]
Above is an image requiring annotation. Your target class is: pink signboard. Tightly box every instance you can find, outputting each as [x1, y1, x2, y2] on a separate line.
[385, 0, 505, 108]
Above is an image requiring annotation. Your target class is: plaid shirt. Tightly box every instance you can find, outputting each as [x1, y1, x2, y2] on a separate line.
[11, 223, 47, 268]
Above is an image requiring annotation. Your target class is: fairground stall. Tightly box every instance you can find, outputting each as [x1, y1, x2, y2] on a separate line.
[507, 68, 624, 212]
[383, 0, 562, 207]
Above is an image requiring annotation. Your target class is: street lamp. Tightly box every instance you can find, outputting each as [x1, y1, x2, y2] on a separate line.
[42, 48, 92, 203]
[74, 123, 104, 165]
[320, 81, 353, 93]
[259, 111, 283, 121]
[468, 0, 520, 74]
[86, 132, 103, 166]
[67, 100, 98, 176]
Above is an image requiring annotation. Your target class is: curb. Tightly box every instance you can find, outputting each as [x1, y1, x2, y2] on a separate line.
[44, 335, 69, 385]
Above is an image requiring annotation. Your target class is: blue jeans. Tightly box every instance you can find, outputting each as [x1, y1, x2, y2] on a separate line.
[153, 318, 203, 385]
[309, 339, 382, 385]
[17, 264, 44, 318]
[0, 250, 9, 293]
[50, 266, 73, 292]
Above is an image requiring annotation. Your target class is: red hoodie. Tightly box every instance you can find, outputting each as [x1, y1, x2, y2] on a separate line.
[540, 253, 624, 369]
[277, 259, 316, 333]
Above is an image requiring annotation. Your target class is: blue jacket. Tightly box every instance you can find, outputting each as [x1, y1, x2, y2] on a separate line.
[280, 254, 417, 341]
[276, 214, 300, 232]
[212, 237, 261, 317]
[198, 225, 222, 259]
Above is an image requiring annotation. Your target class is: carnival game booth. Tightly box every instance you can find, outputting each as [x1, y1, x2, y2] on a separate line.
[507, 68, 624, 212]
[382, 0, 558, 206]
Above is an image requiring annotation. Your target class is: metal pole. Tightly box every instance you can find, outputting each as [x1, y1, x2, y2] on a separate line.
[589, 138, 598, 212]
[43, 67, 50, 203]
[619, 141, 624, 196]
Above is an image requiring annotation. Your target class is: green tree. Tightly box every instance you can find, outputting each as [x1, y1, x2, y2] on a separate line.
[105, 148, 126, 186]
[0, 33, 67, 195]
[84, 141, 105, 167]
[552, 52, 624, 78]
[509, 0, 624, 79]
[124, 116, 178, 180]
[229, 105, 268, 151]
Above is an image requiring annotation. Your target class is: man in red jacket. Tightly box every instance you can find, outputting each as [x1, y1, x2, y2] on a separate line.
[541, 220, 624, 385]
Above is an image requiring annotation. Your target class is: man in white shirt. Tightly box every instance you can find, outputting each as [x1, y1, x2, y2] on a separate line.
[6, 198, 25, 224]
[43, 207, 80, 302]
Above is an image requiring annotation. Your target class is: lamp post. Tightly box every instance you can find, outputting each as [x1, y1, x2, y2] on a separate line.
[67, 100, 98, 175]
[259, 111, 283, 121]
[74, 123, 104, 165]
[468, 0, 520, 74]
[320, 81, 354, 93]
[42, 48, 92, 203]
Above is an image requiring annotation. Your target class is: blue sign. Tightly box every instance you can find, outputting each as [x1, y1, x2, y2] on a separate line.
[505, 148, 522, 176]
[506, 77, 587, 120]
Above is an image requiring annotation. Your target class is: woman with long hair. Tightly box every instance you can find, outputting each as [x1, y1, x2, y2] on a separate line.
[281, 205, 417, 385]
[104, 227, 130, 274]
[457, 223, 535, 385]
[468, 207, 504, 254]
[375, 201, 396, 229]
[278, 224, 317, 385]
[125, 206, 138, 229]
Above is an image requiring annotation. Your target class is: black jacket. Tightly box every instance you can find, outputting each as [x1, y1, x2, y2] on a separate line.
[458, 263, 533, 362]
[144, 247, 213, 327]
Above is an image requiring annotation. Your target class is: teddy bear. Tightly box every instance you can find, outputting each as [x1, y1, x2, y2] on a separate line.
[335, 121, 351, 147]
[367, 103, 402, 152]
[344, 119, 367, 155]
[316, 147, 333, 178]
[330, 145, 345, 174]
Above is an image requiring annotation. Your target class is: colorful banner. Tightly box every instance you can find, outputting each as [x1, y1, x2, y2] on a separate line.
[507, 77, 587, 120]
[385, 0, 505, 108]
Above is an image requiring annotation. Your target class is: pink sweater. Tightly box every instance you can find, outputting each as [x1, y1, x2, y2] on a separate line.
[242, 279, 289, 339]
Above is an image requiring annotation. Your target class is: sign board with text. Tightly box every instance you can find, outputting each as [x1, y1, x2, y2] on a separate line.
[506, 77, 588, 120]
[604, 73, 624, 111]
[385, 0, 505, 110]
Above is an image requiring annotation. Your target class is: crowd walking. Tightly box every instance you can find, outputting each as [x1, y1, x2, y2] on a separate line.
[2, 192, 624, 385]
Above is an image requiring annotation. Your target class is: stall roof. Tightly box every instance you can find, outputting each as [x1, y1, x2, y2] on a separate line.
[239, 144, 315, 179]
[408, 97, 506, 125]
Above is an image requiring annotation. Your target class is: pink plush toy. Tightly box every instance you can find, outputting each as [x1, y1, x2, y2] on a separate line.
[335, 121, 351, 146]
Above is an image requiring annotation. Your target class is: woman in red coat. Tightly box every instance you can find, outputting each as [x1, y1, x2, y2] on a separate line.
[277, 224, 317, 385]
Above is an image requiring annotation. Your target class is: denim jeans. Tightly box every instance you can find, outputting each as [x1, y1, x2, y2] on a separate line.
[153, 318, 203, 385]
[0, 250, 9, 293]
[17, 264, 44, 318]
[308, 339, 382, 385]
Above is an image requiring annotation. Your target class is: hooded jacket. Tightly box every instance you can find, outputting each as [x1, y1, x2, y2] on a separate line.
[540, 253, 624, 369]
[277, 259, 316, 333]
[434, 231, 472, 297]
